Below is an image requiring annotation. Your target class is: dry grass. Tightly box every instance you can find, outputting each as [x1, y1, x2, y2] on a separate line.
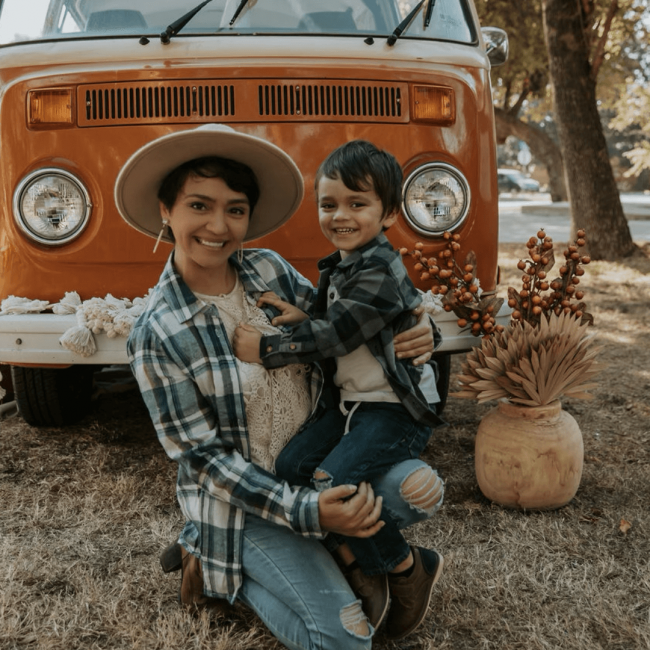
[1, 241, 649, 650]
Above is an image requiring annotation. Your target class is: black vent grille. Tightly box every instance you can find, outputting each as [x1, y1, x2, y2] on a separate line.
[77, 79, 407, 126]
[258, 84, 402, 118]
[82, 83, 235, 123]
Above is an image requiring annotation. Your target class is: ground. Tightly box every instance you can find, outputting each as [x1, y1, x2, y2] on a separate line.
[0, 241, 649, 650]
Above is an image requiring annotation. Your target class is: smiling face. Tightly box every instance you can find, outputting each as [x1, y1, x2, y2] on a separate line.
[160, 174, 250, 294]
[317, 175, 397, 258]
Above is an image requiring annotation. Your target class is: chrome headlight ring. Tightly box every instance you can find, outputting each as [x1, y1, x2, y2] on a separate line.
[13, 168, 92, 246]
[402, 162, 471, 236]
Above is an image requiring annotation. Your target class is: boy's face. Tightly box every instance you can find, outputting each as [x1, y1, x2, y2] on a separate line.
[317, 175, 398, 258]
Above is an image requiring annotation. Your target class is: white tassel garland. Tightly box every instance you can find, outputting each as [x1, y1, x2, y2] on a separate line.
[59, 306, 97, 357]
[51, 292, 82, 315]
[0, 291, 150, 357]
[0, 296, 50, 314]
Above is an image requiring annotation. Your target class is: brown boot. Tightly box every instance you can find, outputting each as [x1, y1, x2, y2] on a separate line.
[160, 541, 182, 573]
[343, 564, 390, 630]
[180, 547, 233, 615]
[385, 546, 444, 640]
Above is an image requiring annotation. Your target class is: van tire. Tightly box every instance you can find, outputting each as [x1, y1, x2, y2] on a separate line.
[11, 365, 96, 427]
[435, 353, 451, 414]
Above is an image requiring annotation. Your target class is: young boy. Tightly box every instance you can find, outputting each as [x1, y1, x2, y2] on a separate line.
[234, 140, 445, 639]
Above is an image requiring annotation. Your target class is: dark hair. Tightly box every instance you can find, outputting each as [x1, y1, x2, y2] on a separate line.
[314, 140, 403, 219]
[158, 156, 260, 214]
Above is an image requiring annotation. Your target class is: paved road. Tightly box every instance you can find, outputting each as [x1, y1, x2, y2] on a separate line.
[498, 192, 650, 243]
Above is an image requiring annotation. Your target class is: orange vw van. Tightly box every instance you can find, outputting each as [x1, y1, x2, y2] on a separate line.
[0, 0, 508, 426]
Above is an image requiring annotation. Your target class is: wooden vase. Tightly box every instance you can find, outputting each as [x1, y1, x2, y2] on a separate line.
[475, 400, 583, 510]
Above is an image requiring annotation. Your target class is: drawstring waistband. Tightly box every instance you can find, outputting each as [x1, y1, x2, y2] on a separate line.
[339, 400, 361, 435]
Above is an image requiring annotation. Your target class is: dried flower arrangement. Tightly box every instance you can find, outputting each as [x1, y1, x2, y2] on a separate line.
[403, 229, 603, 407]
[454, 229, 603, 406]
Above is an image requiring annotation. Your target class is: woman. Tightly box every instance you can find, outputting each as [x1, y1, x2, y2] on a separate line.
[115, 124, 444, 650]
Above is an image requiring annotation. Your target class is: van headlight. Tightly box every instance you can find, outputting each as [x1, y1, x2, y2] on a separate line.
[13, 169, 92, 245]
[402, 163, 470, 236]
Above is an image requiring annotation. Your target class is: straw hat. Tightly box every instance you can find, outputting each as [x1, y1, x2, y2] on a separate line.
[114, 124, 304, 243]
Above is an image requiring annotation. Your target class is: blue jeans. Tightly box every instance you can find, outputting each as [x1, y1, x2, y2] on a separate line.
[238, 458, 435, 650]
[275, 402, 434, 575]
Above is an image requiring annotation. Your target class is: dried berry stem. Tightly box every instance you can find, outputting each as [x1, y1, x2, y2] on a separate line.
[401, 232, 504, 338]
[508, 229, 592, 328]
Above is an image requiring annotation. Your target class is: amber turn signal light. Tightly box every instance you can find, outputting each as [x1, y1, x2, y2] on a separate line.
[28, 89, 74, 127]
[411, 85, 455, 125]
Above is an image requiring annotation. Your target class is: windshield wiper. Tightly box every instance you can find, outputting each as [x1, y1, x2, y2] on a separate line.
[424, 0, 436, 28]
[387, 0, 426, 46]
[160, 0, 213, 44]
[229, 0, 251, 27]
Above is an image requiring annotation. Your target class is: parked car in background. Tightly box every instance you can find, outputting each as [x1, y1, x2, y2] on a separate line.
[497, 168, 541, 194]
[0, 0, 509, 426]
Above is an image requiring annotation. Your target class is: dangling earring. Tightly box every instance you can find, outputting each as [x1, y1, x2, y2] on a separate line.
[153, 219, 168, 253]
[237, 244, 244, 264]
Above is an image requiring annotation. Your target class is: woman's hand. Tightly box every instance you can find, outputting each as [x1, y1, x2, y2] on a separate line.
[394, 305, 435, 366]
[258, 291, 309, 327]
[318, 482, 384, 538]
[233, 323, 263, 363]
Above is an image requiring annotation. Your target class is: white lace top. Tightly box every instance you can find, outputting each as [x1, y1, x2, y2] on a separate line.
[195, 276, 312, 472]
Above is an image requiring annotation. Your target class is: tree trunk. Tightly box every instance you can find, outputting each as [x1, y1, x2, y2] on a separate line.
[495, 108, 568, 202]
[542, 0, 636, 259]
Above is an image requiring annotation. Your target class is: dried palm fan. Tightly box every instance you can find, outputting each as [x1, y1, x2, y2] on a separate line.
[452, 311, 604, 406]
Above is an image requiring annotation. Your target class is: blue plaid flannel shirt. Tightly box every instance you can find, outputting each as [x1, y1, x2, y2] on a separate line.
[127, 250, 324, 601]
[259, 233, 444, 427]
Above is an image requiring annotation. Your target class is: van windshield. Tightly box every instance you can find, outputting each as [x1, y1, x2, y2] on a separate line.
[0, 0, 475, 46]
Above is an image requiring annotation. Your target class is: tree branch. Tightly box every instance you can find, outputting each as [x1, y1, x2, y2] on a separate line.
[508, 83, 531, 118]
[503, 81, 512, 111]
[580, 0, 594, 22]
[580, 0, 596, 46]
[590, 0, 617, 81]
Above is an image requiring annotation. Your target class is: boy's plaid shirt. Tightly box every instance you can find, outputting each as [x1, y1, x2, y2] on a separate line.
[259, 234, 444, 427]
[127, 250, 324, 601]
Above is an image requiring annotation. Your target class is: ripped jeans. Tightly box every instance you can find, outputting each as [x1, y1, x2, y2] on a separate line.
[275, 402, 444, 576]
[239, 513, 372, 650]
[238, 457, 443, 650]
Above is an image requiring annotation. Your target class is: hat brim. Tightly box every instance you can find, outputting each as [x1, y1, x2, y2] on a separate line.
[114, 125, 304, 244]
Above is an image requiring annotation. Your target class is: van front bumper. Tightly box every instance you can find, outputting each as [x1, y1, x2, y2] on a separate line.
[434, 304, 511, 353]
[0, 306, 512, 367]
[0, 314, 128, 366]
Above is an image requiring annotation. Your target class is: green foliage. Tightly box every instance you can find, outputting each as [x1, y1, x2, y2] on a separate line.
[475, 0, 548, 112]
[600, 3, 650, 176]
[609, 82, 650, 176]
[476, 0, 648, 115]
[595, 1, 649, 107]
[476, 0, 650, 181]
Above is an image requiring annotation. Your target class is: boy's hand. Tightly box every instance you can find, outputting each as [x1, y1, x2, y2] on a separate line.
[394, 306, 434, 365]
[257, 291, 309, 327]
[233, 323, 263, 364]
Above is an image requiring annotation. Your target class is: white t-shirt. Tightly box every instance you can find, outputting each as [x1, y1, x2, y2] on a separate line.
[328, 285, 440, 406]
